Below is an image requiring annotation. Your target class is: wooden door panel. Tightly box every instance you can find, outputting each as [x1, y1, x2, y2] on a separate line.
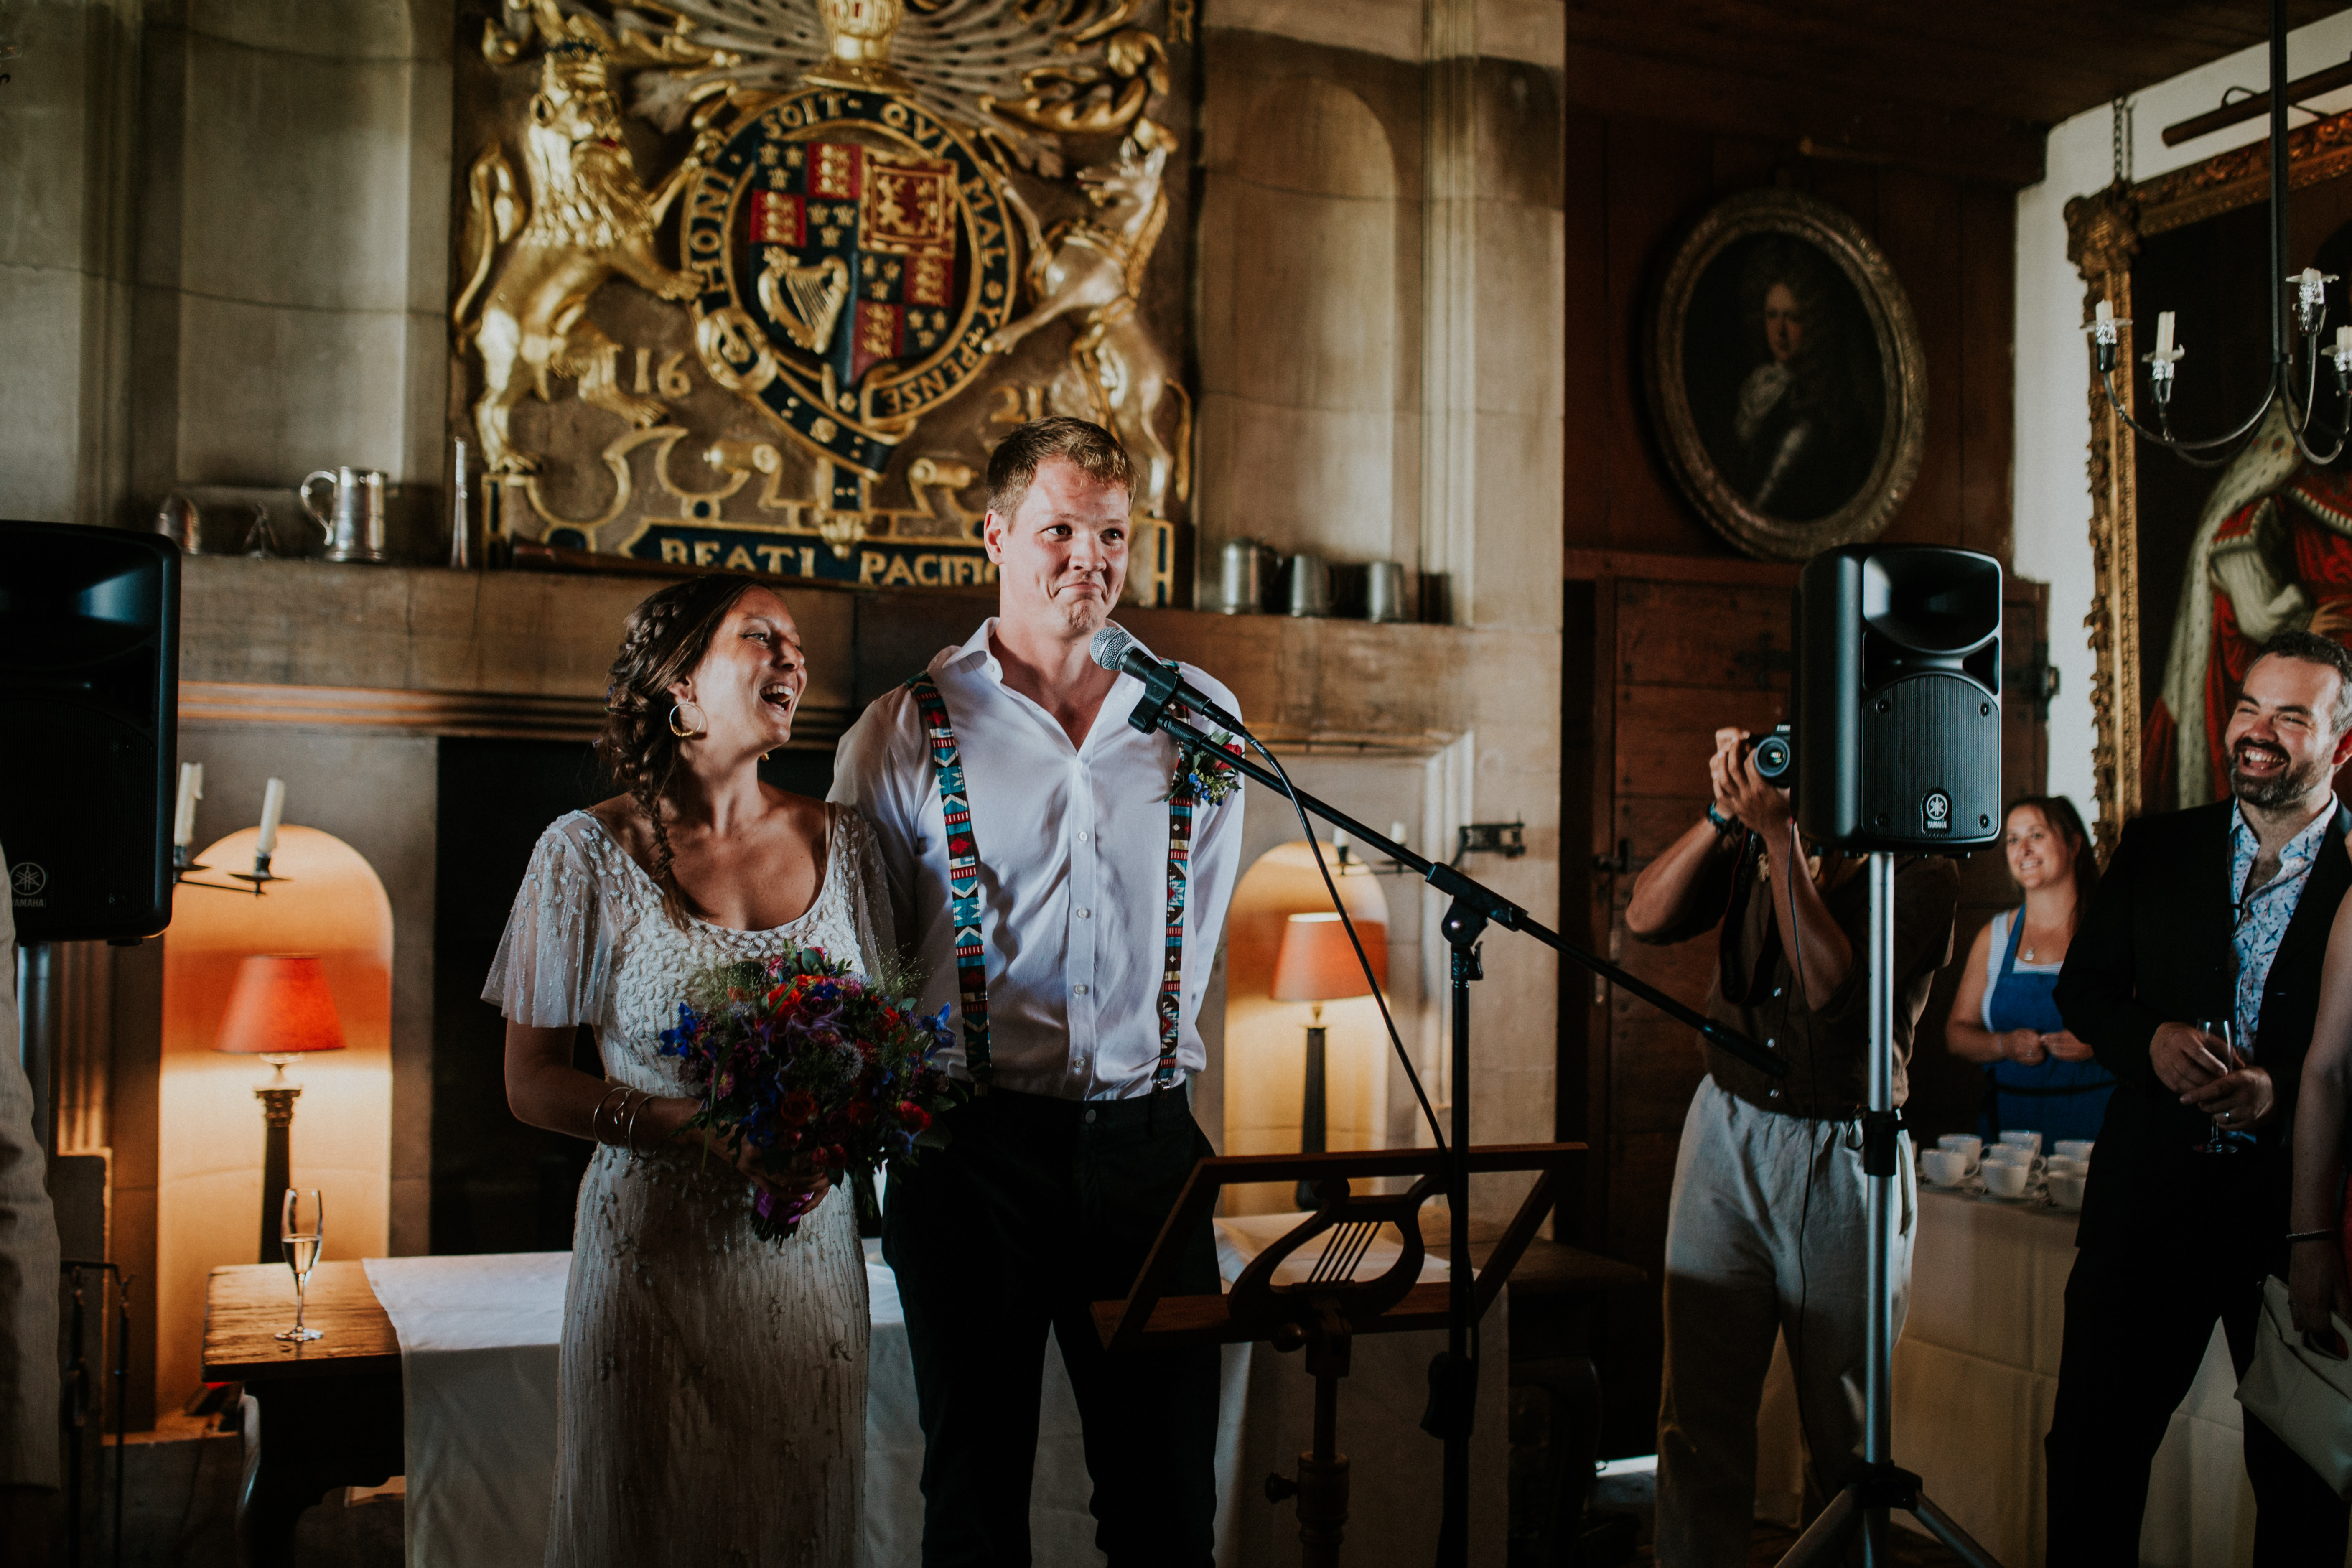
[1615, 580, 1795, 690]
[1615, 685, 1791, 797]
[1609, 1005, 1712, 1135]
[1614, 796, 1707, 865]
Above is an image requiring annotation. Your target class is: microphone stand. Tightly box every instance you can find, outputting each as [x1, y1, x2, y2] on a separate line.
[1125, 678, 1781, 1568]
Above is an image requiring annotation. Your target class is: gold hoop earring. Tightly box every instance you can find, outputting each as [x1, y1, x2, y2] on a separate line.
[668, 701, 707, 739]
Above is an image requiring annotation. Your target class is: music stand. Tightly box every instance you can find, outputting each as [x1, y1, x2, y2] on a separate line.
[1094, 1144, 1581, 1568]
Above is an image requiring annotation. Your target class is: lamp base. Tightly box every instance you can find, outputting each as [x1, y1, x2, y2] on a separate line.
[1294, 1023, 1328, 1211]
[256, 1083, 302, 1265]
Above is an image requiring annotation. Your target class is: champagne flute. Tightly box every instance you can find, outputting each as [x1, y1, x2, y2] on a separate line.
[278, 1188, 325, 1342]
[2190, 1019, 2247, 1156]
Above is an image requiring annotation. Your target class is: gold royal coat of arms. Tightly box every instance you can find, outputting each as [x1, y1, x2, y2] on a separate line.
[453, 0, 1193, 601]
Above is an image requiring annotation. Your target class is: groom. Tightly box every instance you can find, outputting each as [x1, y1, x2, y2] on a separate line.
[831, 417, 1243, 1568]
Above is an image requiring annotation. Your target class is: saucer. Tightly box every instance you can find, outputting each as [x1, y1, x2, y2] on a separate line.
[1977, 1182, 2045, 1206]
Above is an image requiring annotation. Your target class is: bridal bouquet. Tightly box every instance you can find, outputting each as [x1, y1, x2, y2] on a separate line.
[658, 946, 961, 1242]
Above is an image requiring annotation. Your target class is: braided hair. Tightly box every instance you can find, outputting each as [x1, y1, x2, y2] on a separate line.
[598, 575, 755, 929]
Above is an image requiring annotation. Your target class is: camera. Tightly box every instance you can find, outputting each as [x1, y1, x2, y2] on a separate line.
[1741, 724, 1795, 784]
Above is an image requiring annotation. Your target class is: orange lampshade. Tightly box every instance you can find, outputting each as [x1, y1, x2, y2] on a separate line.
[1270, 912, 1386, 1003]
[212, 954, 348, 1056]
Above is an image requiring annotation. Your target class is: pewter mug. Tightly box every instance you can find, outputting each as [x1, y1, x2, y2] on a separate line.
[1364, 559, 1406, 623]
[1214, 538, 1270, 614]
[299, 467, 389, 564]
[1285, 552, 1331, 617]
[153, 491, 204, 554]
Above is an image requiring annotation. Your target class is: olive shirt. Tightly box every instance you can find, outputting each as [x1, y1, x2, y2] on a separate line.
[1637, 836, 1961, 1120]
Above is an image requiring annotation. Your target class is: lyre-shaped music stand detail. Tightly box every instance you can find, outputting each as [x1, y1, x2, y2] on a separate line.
[1093, 1143, 1581, 1568]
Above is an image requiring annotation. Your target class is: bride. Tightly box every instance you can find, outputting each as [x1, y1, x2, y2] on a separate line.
[484, 576, 892, 1567]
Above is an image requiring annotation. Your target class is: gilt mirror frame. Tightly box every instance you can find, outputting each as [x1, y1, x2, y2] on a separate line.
[2066, 112, 2352, 855]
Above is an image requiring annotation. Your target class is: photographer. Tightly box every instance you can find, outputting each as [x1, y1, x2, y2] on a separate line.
[1625, 728, 1958, 1567]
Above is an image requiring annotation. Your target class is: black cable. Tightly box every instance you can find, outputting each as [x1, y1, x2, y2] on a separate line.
[1231, 728, 1448, 1153]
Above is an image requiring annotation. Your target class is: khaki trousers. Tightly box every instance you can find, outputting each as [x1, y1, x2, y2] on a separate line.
[1655, 1078, 1914, 1568]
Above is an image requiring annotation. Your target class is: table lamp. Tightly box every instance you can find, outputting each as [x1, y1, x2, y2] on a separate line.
[1270, 912, 1385, 1208]
[213, 954, 346, 1263]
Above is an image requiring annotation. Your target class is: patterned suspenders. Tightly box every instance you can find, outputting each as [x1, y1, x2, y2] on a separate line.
[906, 672, 1195, 1092]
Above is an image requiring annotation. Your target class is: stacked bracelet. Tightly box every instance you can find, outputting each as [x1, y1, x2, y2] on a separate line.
[590, 1083, 631, 1144]
[1705, 802, 1742, 839]
[2288, 1229, 2338, 1245]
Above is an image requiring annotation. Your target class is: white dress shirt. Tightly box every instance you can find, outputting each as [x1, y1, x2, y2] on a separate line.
[829, 619, 1244, 1100]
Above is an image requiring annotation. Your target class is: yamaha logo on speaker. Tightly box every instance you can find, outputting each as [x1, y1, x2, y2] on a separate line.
[1922, 792, 1952, 834]
[10, 861, 48, 905]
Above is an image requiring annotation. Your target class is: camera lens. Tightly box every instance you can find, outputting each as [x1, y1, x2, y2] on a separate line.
[1753, 734, 1793, 780]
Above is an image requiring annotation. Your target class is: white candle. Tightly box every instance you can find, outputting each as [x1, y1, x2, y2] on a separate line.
[256, 777, 286, 858]
[2095, 299, 2113, 327]
[2334, 325, 2349, 361]
[173, 761, 201, 848]
[2155, 311, 2176, 359]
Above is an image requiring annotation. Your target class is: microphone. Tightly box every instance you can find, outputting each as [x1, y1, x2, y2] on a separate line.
[1089, 624, 1250, 738]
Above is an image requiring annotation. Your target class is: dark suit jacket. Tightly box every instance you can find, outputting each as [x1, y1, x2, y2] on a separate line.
[2053, 798, 2352, 1274]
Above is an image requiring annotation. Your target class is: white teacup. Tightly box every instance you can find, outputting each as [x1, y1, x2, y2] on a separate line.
[1982, 1161, 2033, 1199]
[2048, 1171, 2087, 1210]
[2046, 1156, 2087, 1181]
[1998, 1130, 2044, 1156]
[2054, 1140, 2095, 1163]
[1920, 1148, 1974, 1186]
[1937, 1135, 1983, 1165]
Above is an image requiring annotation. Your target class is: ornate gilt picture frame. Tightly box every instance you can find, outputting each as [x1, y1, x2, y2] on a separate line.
[1647, 188, 1927, 563]
[2065, 113, 2352, 853]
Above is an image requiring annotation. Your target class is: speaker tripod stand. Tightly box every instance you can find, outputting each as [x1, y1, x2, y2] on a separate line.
[1774, 853, 1997, 1568]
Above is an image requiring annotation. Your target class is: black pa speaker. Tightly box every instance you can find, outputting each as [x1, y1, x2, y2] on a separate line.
[1791, 545, 2002, 853]
[0, 521, 180, 942]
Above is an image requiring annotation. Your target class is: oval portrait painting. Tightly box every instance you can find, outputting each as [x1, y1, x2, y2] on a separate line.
[1649, 190, 1926, 561]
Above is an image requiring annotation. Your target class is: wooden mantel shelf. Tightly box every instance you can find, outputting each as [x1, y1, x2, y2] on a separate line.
[178, 555, 1548, 754]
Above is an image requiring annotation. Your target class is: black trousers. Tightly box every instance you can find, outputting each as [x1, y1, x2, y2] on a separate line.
[2046, 1243, 2349, 1565]
[884, 1087, 1222, 1568]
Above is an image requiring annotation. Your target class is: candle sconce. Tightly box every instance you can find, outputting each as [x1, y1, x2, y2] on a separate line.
[1331, 825, 1421, 878]
[171, 770, 292, 896]
[173, 843, 287, 897]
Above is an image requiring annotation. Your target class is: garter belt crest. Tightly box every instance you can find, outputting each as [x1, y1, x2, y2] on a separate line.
[452, 0, 1191, 604]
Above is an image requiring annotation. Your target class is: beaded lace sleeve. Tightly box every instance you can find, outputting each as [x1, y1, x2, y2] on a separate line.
[482, 816, 620, 1028]
[837, 808, 900, 988]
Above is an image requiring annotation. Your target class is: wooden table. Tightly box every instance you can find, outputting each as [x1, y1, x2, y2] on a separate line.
[202, 1261, 404, 1568]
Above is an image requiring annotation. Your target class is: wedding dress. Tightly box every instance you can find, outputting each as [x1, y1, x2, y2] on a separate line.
[485, 805, 893, 1568]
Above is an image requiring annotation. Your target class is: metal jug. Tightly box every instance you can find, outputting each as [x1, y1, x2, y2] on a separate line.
[1214, 538, 1275, 614]
[299, 467, 389, 563]
[1285, 552, 1331, 617]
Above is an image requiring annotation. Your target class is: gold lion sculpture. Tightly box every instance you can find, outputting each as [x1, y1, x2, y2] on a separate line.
[453, 41, 705, 476]
[983, 119, 1191, 520]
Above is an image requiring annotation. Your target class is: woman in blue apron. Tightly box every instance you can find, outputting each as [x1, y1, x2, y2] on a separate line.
[1944, 795, 2114, 1142]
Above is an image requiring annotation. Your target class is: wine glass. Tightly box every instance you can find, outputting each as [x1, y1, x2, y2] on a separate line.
[2190, 1019, 2248, 1156]
[278, 1188, 324, 1342]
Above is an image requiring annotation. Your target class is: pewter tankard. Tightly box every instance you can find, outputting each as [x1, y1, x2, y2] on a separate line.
[299, 467, 389, 563]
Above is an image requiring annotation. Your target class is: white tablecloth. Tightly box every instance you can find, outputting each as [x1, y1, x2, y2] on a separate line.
[364, 1217, 1503, 1568]
[1758, 1188, 2347, 1568]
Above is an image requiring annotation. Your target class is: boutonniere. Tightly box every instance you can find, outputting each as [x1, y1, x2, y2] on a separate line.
[1164, 712, 1245, 806]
